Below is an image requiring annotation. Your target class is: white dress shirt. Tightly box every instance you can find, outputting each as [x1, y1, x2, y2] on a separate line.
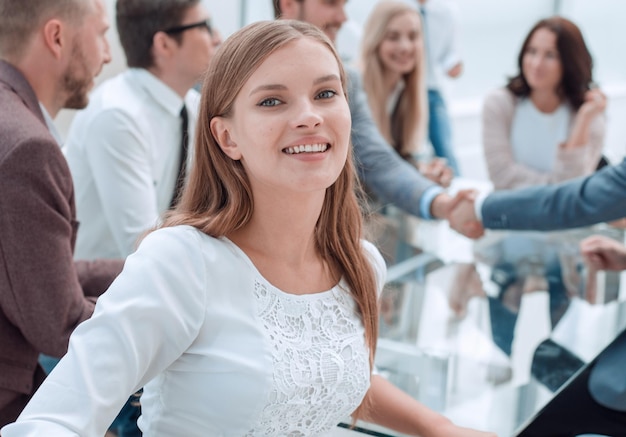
[1, 226, 386, 437]
[39, 103, 63, 146]
[418, 0, 462, 90]
[64, 68, 199, 259]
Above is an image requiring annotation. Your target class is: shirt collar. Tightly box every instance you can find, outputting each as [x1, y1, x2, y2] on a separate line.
[39, 102, 63, 147]
[129, 68, 186, 116]
[386, 80, 406, 115]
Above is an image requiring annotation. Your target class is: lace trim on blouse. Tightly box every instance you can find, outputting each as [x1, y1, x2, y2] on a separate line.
[244, 279, 370, 436]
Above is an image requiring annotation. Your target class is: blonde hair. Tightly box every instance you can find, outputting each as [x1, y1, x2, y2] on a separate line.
[162, 20, 378, 418]
[361, 1, 428, 157]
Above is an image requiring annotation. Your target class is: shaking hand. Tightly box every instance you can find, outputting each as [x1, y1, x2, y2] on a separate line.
[447, 190, 484, 239]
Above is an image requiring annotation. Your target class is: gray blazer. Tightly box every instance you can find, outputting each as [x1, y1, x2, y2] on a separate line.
[482, 158, 626, 230]
[346, 67, 436, 218]
[0, 60, 123, 426]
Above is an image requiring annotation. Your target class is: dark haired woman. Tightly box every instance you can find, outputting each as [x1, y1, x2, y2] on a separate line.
[483, 16, 606, 190]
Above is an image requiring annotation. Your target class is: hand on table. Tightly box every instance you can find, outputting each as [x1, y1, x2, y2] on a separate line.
[580, 235, 626, 271]
[417, 158, 453, 188]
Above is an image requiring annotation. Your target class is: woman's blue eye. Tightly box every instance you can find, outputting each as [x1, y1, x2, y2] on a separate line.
[317, 90, 337, 99]
[259, 98, 281, 107]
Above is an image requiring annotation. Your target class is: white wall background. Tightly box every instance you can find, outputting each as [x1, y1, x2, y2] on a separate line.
[57, 0, 626, 182]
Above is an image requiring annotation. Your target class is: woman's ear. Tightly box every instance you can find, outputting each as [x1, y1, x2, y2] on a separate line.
[210, 117, 242, 160]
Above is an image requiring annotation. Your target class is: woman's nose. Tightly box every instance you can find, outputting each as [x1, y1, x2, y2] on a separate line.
[293, 100, 323, 129]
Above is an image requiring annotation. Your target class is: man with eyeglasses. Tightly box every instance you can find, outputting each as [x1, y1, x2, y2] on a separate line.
[64, 0, 221, 263]
[62, 2, 218, 435]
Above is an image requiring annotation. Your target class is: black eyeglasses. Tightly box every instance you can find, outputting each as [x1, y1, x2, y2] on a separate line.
[163, 19, 212, 36]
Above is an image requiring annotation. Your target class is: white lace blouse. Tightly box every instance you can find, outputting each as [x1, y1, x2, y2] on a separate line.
[2, 225, 386, 437]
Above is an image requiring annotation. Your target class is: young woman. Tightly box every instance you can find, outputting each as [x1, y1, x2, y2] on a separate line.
[361, 1, 452, 187]
[1, 20, 494, 437]
[483, 16, 606, 190]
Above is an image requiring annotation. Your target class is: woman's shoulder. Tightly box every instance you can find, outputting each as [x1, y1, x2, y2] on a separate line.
[133, 226, 246, 288]
[139, 225, 231, 259]
[360, 239, 381, 257]
[144, 224, 206, 243]
[485, 87, 517, 105]
[361, 240, 387, 289]
[483, 87, 518, 117]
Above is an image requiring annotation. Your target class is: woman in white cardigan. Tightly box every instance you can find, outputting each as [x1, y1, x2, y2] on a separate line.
[2, 20, 495, 437]
[483, 16, 606, 190]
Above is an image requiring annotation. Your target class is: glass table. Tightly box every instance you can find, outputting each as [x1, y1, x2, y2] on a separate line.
[336, 213, 626, 436]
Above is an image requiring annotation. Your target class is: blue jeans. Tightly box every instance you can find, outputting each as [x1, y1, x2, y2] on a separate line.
[38, 354, 60, 374]
[427, 89, 460, 176]
[39, 354, 142, 437]
[109, 393, 142, 437]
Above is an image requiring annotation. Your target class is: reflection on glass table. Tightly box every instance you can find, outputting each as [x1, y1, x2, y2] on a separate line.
[339, 216, 626, 436]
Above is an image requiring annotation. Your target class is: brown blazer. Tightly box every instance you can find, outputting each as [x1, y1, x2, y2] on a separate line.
[0, 60, 124, 426]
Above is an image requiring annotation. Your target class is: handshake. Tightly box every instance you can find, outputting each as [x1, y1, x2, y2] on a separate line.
[431, 190, 485, 239]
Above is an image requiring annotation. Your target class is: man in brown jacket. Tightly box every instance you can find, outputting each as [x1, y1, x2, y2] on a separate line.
[0, 0, 122, 426]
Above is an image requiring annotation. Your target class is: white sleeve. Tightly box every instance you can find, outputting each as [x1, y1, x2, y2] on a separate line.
[84, 109, 161, 256]
[362, 240, 387, 377]
[1, 227, 208, 437]
[361, 240, 388, 298]
[439, 0, 463, 72]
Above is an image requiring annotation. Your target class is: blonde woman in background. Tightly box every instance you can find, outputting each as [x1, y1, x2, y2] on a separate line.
[361, 0, 452, 187]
